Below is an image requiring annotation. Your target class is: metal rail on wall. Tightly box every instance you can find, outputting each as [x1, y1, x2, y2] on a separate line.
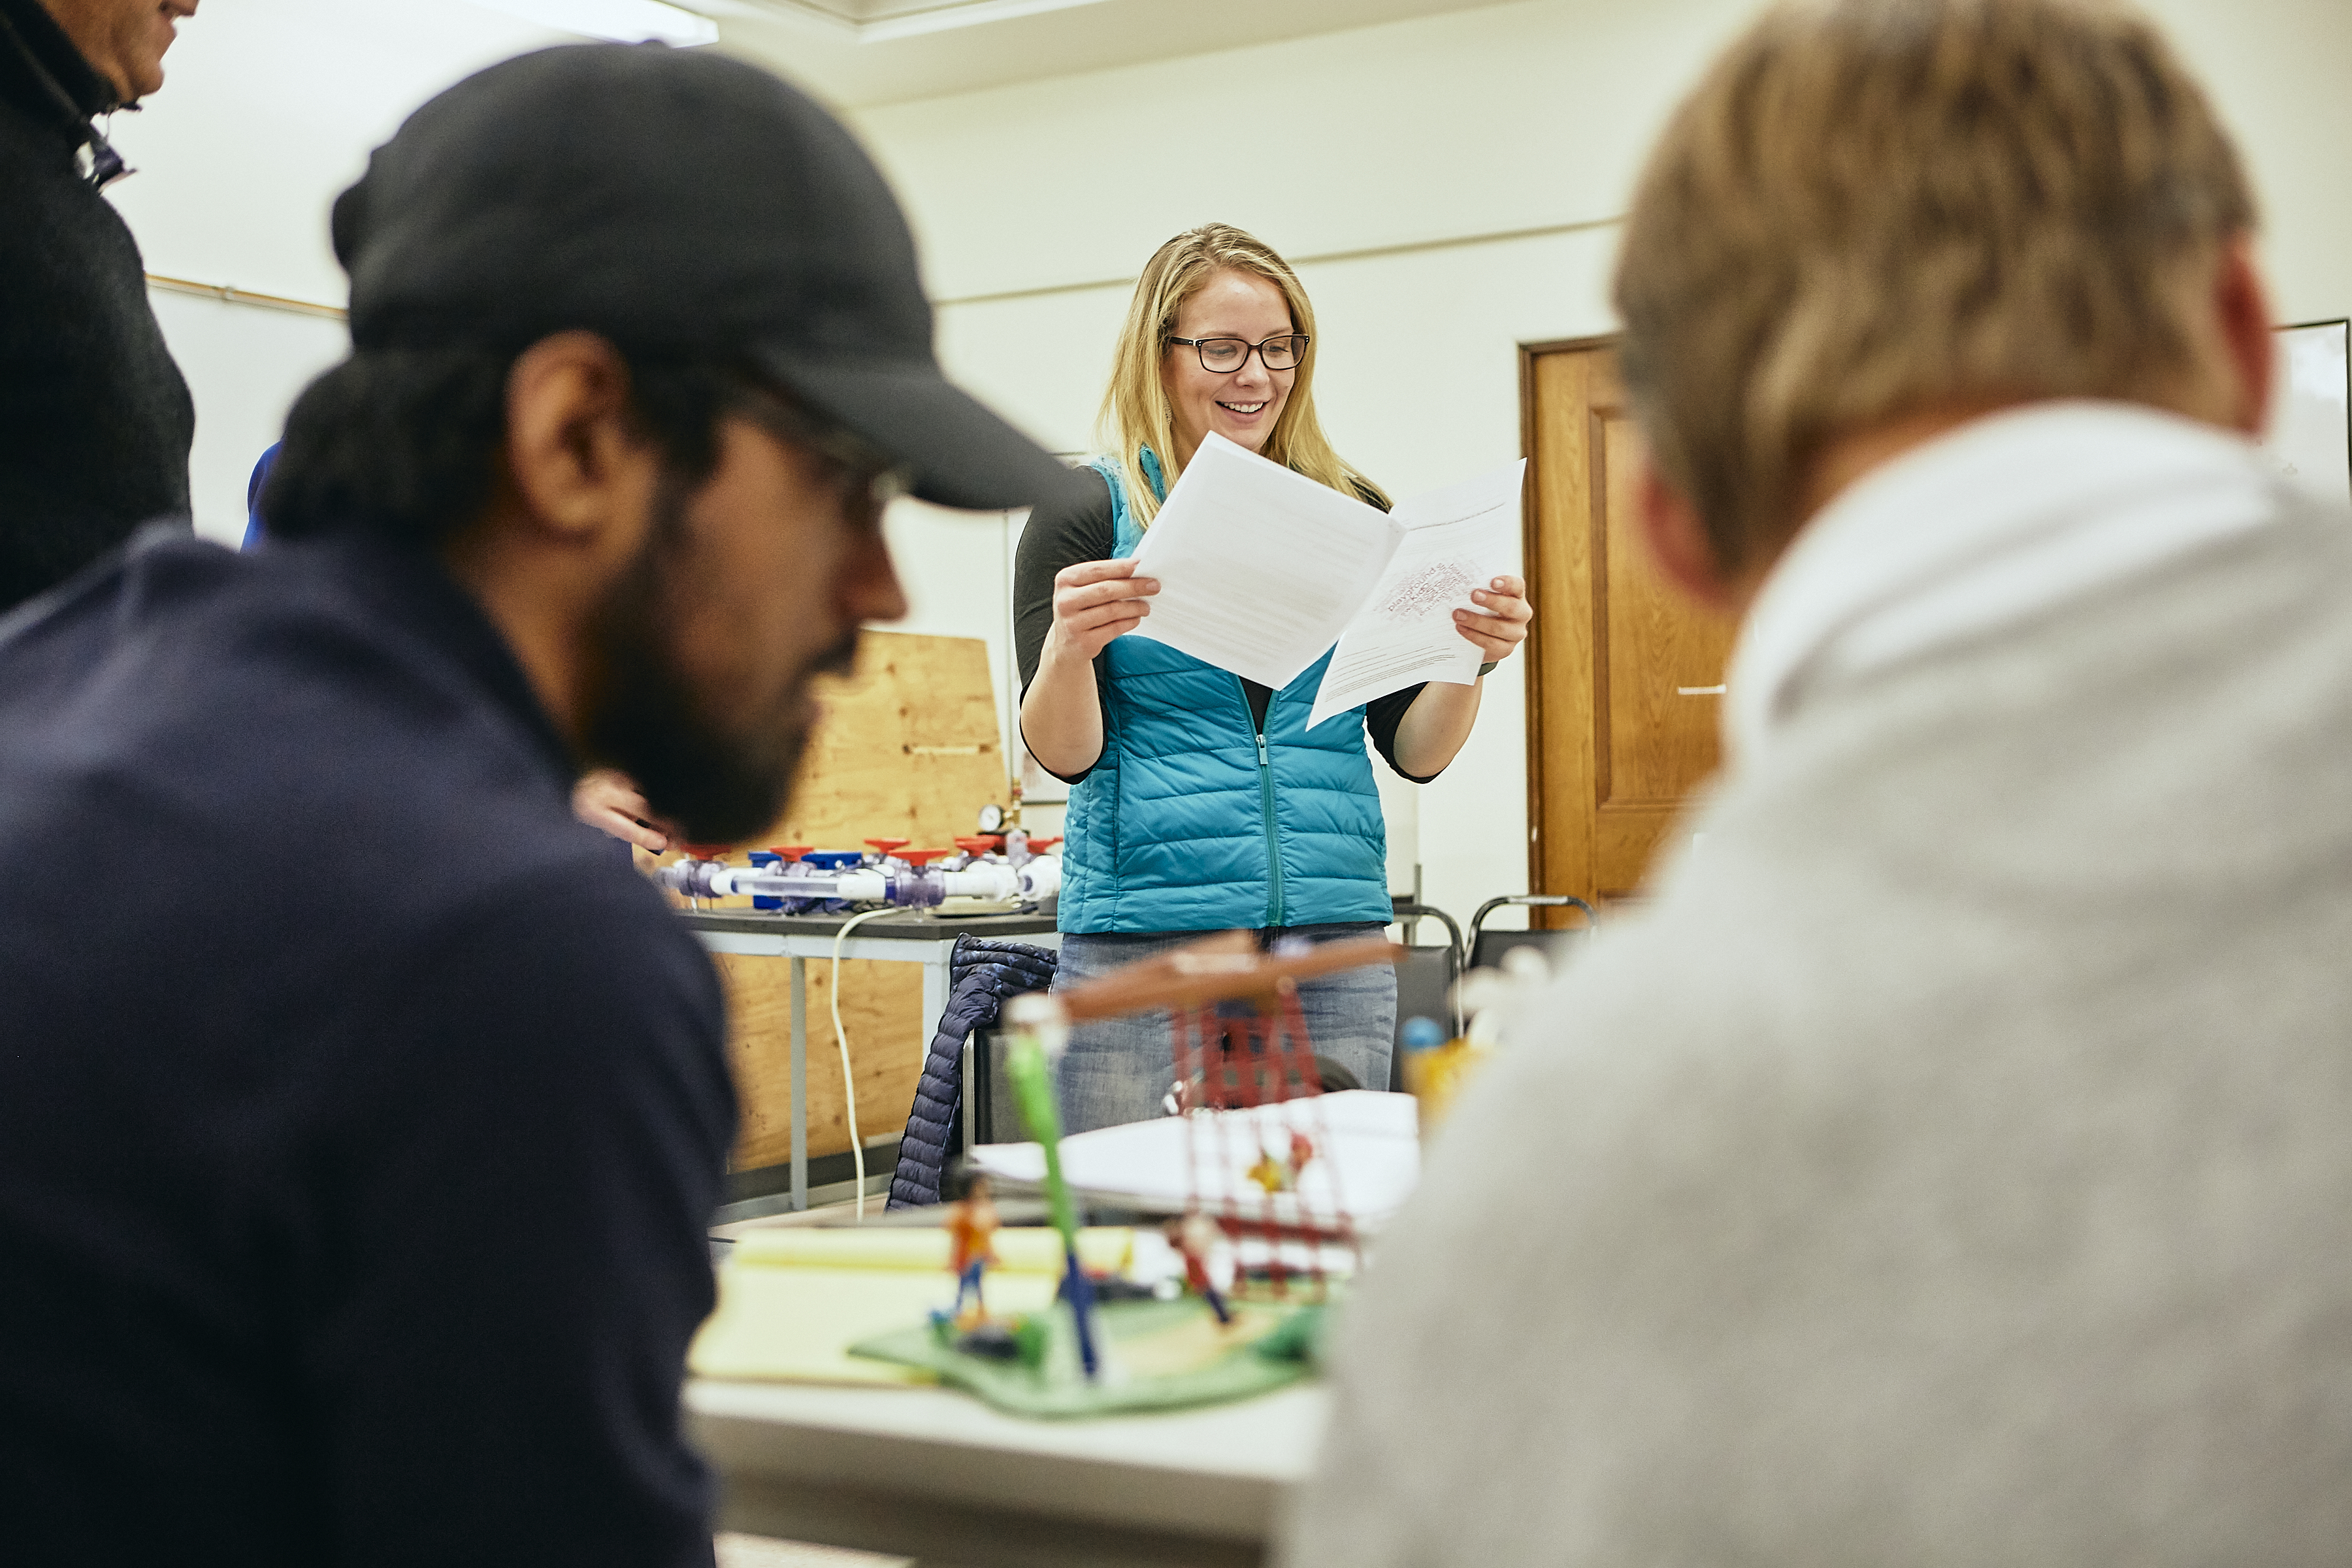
[145, 272, 346, 321]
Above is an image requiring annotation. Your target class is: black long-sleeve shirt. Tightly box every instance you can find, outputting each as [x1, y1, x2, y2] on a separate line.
[0, 530, 732, 1566]
[1013, 465, 1441, 783]
[0, 0, 194, 612]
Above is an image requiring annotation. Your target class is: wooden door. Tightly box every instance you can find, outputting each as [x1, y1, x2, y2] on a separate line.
[1521, 340, 1740, 909]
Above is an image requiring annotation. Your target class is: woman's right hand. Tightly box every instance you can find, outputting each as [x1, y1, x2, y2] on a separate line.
[1044, 559, 1158, 663]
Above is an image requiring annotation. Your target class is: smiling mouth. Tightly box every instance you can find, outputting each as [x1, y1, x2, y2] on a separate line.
[1217, 400, 1269, 416]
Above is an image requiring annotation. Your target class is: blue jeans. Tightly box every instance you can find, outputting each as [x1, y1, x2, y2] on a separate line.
[1052, 923, 1396, 1134]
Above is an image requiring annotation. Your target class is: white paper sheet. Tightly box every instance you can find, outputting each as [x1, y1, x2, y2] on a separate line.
[1126, 433, 1405, 691]
[967, 1090, 1423, 1232]
[1308, 459, 1526, 728]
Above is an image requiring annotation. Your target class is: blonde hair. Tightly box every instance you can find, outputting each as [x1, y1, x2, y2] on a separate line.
[1613, 0, 2257, 571]
[1098, 223, 1386, 526]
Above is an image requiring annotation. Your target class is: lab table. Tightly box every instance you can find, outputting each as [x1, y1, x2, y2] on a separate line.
[680, 909, 1061, 1216]
[687, 1376, 1325, 1568]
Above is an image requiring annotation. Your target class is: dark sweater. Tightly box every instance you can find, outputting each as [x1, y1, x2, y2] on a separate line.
[0, 0, 193, 613]
[0, 531, 732, 1566]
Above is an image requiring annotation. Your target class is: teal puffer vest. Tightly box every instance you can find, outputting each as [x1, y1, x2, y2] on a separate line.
[1058, 455, 1394, 933]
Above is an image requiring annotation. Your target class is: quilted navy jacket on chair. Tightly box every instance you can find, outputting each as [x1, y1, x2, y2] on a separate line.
[887, 934, 1059, 1209]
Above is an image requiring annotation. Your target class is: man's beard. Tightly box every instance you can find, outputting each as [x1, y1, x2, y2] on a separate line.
[578, 478, 860, 845]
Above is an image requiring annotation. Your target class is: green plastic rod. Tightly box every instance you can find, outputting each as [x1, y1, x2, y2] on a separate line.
[1005, 1032, 1081, 1250]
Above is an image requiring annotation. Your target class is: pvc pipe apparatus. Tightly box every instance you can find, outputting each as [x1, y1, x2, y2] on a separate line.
[655, 834, 1061, 913]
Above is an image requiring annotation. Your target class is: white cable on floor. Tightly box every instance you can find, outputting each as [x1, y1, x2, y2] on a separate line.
[830, 907, 893, 1221]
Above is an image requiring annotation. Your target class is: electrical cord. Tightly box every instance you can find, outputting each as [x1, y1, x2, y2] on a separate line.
[830, 907, 894, 1221]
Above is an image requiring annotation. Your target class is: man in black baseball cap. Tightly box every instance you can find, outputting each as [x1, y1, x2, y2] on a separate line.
[0, 43, 1071, 1565]
[331, 39, 1066, 513]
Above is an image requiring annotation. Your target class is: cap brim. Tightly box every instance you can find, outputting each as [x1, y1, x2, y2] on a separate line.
[751, 354, 1084, 512]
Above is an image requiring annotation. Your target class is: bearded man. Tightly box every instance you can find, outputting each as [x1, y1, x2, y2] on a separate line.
[0, 43, 1073, 1567]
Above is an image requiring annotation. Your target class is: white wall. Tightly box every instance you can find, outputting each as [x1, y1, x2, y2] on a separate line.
[91, 0, 2352, 926]
[855, 0, 1753, 306]
[2143, 0, 2352, 327]
[106, 1, 568, 544]
[146, 291, 347, 544]
[107, 0, 568, 306]
[849, 0, 2352, 928]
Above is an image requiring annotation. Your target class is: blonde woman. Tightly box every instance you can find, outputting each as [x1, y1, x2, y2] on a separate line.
[1014, 223, 1531, 1132]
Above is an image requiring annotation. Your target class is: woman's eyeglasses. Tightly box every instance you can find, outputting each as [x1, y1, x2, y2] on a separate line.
[1166, 334, 1310, 373]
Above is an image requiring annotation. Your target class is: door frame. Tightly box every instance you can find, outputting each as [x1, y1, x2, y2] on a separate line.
[1518, 333, 1620, 915]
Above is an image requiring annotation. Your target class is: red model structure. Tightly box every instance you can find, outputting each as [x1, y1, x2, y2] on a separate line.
[1051, 932, 1396, 1307]
[1171, 976, 1354, 1299]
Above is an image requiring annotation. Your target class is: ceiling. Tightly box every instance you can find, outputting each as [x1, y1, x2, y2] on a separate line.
[696, 0, 1524, 108]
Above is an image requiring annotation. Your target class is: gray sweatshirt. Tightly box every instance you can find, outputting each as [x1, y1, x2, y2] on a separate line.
[1285, 404, 2352, 1567]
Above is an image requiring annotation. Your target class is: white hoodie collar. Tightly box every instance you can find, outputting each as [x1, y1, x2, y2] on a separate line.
[1725, 400, 2278, 766]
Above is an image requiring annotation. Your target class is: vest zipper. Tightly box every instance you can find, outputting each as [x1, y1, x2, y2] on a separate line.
[1248, 682, 1285, 928]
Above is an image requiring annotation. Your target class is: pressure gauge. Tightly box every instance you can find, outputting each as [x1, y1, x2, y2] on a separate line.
[977, 803, 1005, 832]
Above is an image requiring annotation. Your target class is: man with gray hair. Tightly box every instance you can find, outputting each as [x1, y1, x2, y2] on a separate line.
[0, 0, 200, 612]
[1286, 0, 2352, 1561]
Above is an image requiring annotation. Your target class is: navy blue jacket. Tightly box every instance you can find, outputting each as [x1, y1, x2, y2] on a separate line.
[0, 529, 732, 1566]
[889, 936, 1059, 1207]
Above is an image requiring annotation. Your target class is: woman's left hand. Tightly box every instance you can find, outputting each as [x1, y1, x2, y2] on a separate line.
[1455, 575, 1533, 663]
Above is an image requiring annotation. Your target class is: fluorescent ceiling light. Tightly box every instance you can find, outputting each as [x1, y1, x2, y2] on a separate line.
[723, 0, 1115, 43]
[469, 0, 721, 45]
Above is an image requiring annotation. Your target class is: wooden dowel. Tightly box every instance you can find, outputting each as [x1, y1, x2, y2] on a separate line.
[1056, 932, 1403, 1022]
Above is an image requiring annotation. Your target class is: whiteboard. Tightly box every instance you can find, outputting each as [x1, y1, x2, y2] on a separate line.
[146, 288, 349, 546]
[2260, 319, 2351, 510]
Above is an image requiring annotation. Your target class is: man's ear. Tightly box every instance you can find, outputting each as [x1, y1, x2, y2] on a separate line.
[501, 331, 658, 549]
[2212, 234, 2276, 437]
[1636, 453, 1742, 611]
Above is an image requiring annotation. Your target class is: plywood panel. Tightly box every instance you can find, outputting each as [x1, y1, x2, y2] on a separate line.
[715, 953, 926, 1169]
[645, 629, 1009, 1171]
[653, 630, 1010, 895]
[764, 629, 1010, 851]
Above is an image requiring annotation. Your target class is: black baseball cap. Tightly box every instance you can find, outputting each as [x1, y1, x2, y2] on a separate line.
[332, 43, 1073, 512]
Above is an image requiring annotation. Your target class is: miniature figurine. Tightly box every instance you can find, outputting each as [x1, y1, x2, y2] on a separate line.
[944, 1173, 1001, 1326]
[1247, 1131, 1316, 1194]
[1166, 1212, 1233, 1325]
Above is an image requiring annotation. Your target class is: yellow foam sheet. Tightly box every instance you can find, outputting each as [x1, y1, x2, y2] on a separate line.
[692, 1227, 1135, 1386]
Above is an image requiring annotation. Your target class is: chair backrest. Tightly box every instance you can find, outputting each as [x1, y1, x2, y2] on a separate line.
[1390, 942, 1462, 1090]
[1467, 926, 1588, 975]
[967, 1025, 1007, 1147]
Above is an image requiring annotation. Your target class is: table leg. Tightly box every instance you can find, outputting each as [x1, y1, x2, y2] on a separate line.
[960, 1032, 977, 1154]
[790, 955, 808, 1213]
[921, 947, 950, 1073]
[710, 1468, 1268, 1567]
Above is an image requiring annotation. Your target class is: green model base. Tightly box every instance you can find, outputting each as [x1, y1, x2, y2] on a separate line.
[848, 1296, 1328, 1420]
